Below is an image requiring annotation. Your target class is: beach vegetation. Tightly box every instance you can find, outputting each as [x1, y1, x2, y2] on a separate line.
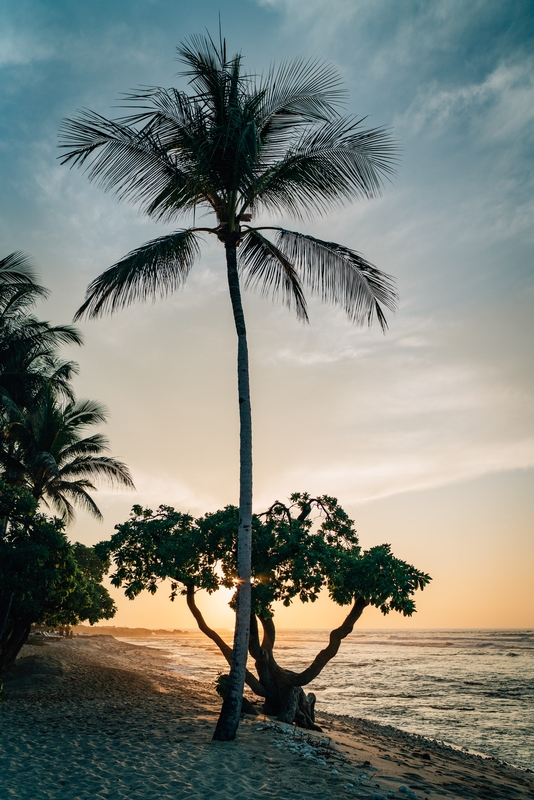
[98, 493, 430, 729]
[0, 252, 134, 523]
[59, 33, 398, 739]
[3, 387, 134, 523]
[0, 253, 130, 670]
[0, 480, 116, 673]
[0, 251, 82, 414]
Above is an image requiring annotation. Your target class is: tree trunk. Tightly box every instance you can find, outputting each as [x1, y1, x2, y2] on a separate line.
[185, 595, 370, 730]
[213, 239, 253, 741]
[276, 686, 320, 730]
[0, 616, 31, 673]
[247, 615, 319, 729]
[252, 603, 367, 729]
[0, 592, 14, 641]
[187, 586, 264, 697]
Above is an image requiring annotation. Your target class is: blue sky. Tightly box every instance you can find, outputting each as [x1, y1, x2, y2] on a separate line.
[1, 0, 533, 627]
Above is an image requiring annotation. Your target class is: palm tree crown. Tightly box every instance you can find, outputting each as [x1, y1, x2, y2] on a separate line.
[59, 34, 398, 325]
[0, 252, 82, 412]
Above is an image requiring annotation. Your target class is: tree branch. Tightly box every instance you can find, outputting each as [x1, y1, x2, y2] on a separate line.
[248, 614, 273, 697]
[289, 596, 368, 686]
[259, 614, 276, 653]
[185, 586, 265, 696]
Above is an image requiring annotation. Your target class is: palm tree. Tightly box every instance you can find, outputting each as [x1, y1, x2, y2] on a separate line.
[1, 253, 84, 497]
[0, 251, 47, 311]
[0, 252, 82, 412]
[3, 385, 134, 523]
[58, 34, 398, 739]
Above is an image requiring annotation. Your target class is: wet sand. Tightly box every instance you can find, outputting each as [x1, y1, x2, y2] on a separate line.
[0, 635, 532, 799]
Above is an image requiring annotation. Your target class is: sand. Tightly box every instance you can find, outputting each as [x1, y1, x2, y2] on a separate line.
[1, 636, 532, 800]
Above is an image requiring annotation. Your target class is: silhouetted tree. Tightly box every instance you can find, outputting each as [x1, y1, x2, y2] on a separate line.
[60, 35, 398, 739]
[4, 387, 134, 523]
[98, 493, 430, 728]
[0, 254, 134, 522]
[0, 480, 116, 672]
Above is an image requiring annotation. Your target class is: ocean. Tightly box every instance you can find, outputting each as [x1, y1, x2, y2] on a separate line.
[120, 628, 534, 771]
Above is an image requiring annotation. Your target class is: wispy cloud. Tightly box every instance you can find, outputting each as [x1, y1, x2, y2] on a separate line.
[400, 58, 534, 138]
[0, 28, 53, 67]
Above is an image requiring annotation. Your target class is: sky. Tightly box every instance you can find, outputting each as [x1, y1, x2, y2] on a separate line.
[1, 0, 533, 631]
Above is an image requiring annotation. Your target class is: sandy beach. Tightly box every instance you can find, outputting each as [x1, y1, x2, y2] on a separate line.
[1, 636, 532, 800]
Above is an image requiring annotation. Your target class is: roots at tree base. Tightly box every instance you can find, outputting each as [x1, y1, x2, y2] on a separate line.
[266, 686, 320, 731]
[235, 686, 321, 731]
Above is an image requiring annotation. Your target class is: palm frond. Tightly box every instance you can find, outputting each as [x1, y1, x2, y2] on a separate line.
[31, 450, 61, 479]
[275, 229, 398, 329]
[0, 388, 21, 419]
[63, 399, 109, 429]
[116, 85, 195, 130]
[28, 323, 83, 349]
[0, 254, 49, 324]
[47, 482, 102, 523]
[251, 118, 398, 218]
[0, 284, 43, 320]
[258, 57, 345, 126]
[74, 229, 202, 319]
[0, 252, 44, 289]
[2, 320, 83, 366]
[57, 433, 110, 462]
[58, 455, 135, 489]
[239, 230, 308, 322]
[46, 360, 80, 402]
[176, 33, 243, 110]
[59, 111, 204, 216]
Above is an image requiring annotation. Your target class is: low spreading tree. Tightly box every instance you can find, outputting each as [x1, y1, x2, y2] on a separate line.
[0, 480, 116, 672]
[98, 493, 431, 728]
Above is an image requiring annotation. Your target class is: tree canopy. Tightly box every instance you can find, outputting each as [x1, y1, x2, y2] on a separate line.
[99, 493, 431, 728]
[4, 386, 134, 523]
[59, 36, 398, 329]
[0, 251, 81, 414]
[0, 480, 116, 672]
[0, 255, 131, 671]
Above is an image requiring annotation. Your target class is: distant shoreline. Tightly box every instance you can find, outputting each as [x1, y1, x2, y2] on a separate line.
[73, 624, 534, 636]
[72, 624, 189, 638]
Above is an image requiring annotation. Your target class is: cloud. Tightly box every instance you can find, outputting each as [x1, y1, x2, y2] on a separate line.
[247, 285, 534, 507]
[400, 58, 534, 139]
[256, 432, 534, 507]
[0, 28, 53, 67]
[94, 469, 217, 514]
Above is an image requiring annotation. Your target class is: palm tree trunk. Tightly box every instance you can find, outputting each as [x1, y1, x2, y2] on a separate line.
[212, 239, 253, 741]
